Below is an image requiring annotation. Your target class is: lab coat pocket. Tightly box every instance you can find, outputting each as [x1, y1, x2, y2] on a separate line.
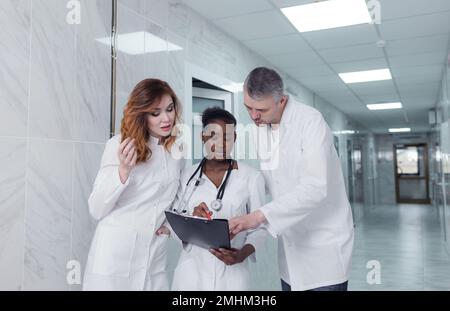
[150, 234, 169, 274]
[92, 225, 137, 277]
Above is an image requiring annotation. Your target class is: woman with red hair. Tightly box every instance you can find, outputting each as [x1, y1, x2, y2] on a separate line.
[83, 79, 183, 290]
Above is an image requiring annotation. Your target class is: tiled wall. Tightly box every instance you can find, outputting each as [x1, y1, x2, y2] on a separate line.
[374, 134, 397, 205]
[0, 0, 110, 290]
[0, 0, 372, 290]
[435, 63, 450, 253]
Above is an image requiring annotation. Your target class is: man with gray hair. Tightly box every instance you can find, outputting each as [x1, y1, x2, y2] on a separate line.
[229, 67, 354, 291]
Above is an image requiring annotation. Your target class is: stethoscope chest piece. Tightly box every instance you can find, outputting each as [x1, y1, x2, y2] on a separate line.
[210, 199, 223, 212]
[179, 158, 233, 214]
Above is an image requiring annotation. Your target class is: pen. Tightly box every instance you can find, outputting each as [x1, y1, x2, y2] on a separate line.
[206, 211, 212, 220]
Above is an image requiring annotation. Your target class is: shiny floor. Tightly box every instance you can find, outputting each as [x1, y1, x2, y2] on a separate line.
[349, 204, 450, 290]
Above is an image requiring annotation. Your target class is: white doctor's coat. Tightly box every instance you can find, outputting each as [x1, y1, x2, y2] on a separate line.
[171, 161, 266, 291]
[82, 135, 182, 291]
[255, 99, 354, 291]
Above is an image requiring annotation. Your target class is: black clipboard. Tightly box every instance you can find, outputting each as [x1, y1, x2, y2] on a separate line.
[165, 211, 231, 249]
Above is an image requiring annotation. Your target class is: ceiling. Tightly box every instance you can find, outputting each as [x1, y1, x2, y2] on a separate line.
[181, 0, 450, 133]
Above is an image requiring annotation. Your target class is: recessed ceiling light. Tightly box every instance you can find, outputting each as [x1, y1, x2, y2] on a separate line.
[367, 102, 402, 110]
[96, 31, 183, 55]
[281, 0, 372, 33]
[333, 130, 356, 135]
[339, 69, 392, 84]
[389, 128, 411, 133]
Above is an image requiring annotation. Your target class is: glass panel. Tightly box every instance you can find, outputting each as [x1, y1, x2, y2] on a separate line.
[396, 146, 419, 175]
[192, 97, 225, 163]
[192, 97, 224, 114]
[398, 179, 428, 200]
[192, 122, 203, 164]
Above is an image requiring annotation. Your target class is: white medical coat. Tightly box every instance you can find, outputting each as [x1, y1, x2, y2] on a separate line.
[255, 99, 354, 291]
[171, 161, 266, 291]
[82, 135, 182, 291]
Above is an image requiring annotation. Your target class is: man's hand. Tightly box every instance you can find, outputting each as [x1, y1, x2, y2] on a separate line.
[228, 210, 266, 239]
[209, 244, 255, 265]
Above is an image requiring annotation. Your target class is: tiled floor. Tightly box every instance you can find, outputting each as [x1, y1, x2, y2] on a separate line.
[349, 204, 450, 290]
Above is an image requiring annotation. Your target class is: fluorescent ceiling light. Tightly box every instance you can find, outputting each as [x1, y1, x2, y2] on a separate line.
[281, 0, 372, 33]
[367, 102, 402, 110]
[333, 130, 355, 135]
[339, 69, 392, 84]
[389, 128, 411, 133]
[219, 82, 244, 93]
[96, 31, 183, 55]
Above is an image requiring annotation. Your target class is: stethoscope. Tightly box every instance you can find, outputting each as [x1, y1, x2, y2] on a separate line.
[172, 157, 234, 214]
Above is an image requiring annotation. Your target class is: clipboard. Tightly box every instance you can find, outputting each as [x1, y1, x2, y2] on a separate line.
[164, 211, 231, 249]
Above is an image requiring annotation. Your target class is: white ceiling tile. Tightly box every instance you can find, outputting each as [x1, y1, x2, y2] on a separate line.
[379, 0, 450, 21]
[317, 89, 362, 106]
[360, 92, 400, 103]
[366, 110, 405, 120]
[402, 109, 429, 126]
[266, 50, 324, 69]
[318, 43, 384, 63]
[388, 51, 446, 68]
[301, 23, 378, 50]
[395, 74, 442, 86]
[350, 81, 398, 97]
[300, 75, 346, 92]
[385, 34, 449, 56]
[391, 64, 443, 78]
[287, 64, 335, 79]
[364, 112, 410, 129]
[213, 10, 295, 41]
[183, 0, 273, 20]
[402, 92, 438, 104]
[327, 96, 361, 105]
[328, 99, 363, 110]
[398, 82, 440, 95]
[358, 90, 399, 100]
[400, 89, 438, 100]
[244, 33, 312, 57]
[335, 106, 368, 118]
[319, 89, 357, 98]
[403, 96, 437, 108]
[268, 0, 313, 8]
[329, 58, 388, 73]
[378, 11, 450, 41]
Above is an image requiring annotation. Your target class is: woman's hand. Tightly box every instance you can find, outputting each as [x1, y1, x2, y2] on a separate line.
[193, 202, 212, 218]
[118, 137, 137, 184]
[209, 244, 255, 266]
[155, 225, 170, 236]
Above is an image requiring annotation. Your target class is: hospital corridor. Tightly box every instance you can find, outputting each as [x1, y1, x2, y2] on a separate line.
[1, 0, 450, 293]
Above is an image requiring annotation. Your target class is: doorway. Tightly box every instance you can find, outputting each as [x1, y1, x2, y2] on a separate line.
[394, 144, 430, 204]
[191, 78, 233, 164]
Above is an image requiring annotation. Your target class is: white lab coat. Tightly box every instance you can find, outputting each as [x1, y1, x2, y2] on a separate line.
[171, 161, 266, 291]
[82, 135, 182, 291]
[255, 99, 354, 291]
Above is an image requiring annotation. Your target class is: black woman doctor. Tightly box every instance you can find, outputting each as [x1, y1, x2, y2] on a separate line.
[170, 107, 266, 291]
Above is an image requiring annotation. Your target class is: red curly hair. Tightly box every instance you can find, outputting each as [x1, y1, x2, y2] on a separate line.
[120, 79, 182, 164]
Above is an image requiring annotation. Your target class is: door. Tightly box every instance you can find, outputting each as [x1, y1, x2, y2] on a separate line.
[394, 144, 430, 204]
[191, 87, 232, 164]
